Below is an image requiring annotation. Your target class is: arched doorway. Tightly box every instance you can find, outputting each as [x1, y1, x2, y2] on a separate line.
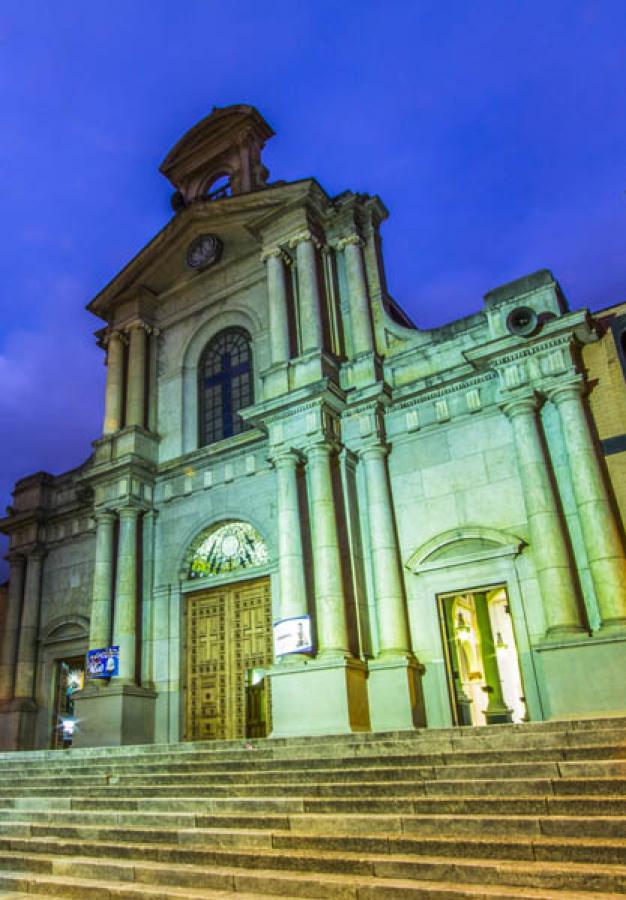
[438, 587, 527, 726]
[183, 521, 273, 741]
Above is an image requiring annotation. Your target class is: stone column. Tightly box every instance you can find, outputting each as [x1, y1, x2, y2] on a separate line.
[338, 234, 375, 357]
[126, 323, 148, 428]
[273, 450, 308, 624]
[305, 442, 350, 657]
[89, 511, 116, 650]
[503, 397, 585, 637]
[0, 555, 26, 701]
[359, 444, 410, 656]
[13, 549, 45, 700]
[112, 507, 140, 683]
[290, 232, 323, 353]
[549, 382, 626, 630]
[473, 592, 511, 724]
[103, 330, 125, 435]
[141, 509, 158, 686]
[263, 248, 292, 365]
[147, 329, 159, 433]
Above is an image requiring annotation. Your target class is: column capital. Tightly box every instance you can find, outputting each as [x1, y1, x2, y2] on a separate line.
[500, 394, 541, 420]
[126, 320, 152, 336]
[288, 229, 324, 251]
[336, 233, 365, 252]
[305, 440, 338, 463]
[260, 245, 292, 265]
[104, 329, 128, 347]
[118, 506, 141, 521]
[270, 448, 304, 469]
[545, 379, 586, 407]
[357, 442, 389, 462]
[26, 545, 47, 562]
[6, 552, 26, 570]
[94, 509, 117, 525]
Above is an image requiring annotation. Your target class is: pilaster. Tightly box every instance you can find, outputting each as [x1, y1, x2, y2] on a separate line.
[13, 548, 46, 701]
[0, 554, 25, 702]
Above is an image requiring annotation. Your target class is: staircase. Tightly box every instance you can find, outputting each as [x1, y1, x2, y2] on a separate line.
[0, 717, 625, 899]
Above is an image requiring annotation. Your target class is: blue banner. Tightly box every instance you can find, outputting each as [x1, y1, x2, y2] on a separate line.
[87, 646, 119, 678]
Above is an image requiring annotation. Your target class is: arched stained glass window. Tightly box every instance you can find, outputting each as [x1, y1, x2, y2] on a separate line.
[189, 521, 269, 579]
[199, 328, 253, 446]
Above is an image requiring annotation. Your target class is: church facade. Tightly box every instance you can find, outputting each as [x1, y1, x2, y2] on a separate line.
[1, 105, 625, 751]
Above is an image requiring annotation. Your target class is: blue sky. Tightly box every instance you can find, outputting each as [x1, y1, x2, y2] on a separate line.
[1, 1, 625, 575]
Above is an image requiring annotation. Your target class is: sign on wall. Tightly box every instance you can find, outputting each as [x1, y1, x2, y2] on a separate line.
[273, 616, 313, 657]
[86, 646, 119, 679]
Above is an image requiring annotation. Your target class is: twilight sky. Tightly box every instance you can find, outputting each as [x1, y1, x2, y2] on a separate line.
[1, 1, 625, 576]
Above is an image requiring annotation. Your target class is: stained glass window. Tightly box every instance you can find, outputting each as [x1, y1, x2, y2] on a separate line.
[189, 521, 269, 579]
[199, 328, 253, 447]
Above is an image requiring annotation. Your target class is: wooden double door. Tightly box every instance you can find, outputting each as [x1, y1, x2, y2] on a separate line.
[185, 577, 273, 741]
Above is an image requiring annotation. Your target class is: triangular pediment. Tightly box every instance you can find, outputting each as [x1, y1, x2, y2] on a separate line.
[87, 179, 326, 321]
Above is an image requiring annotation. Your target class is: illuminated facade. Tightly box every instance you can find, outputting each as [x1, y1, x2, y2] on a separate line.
[1, 105, 625, 750]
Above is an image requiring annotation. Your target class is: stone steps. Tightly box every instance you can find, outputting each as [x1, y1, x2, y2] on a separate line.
[1, 716, 624, 765]
[0, 717, 624, 897]
[4, 793, 626, 816]
[0, 777, 624, 800]
[2, 759, 626, 787]
[0, 867, 622, 900]
[2, 746, 624, 780]
[2, 828, 626, 865]
[1, 737, 625, 773]
[2, 810, 626, 839]
[0, 847, 624, 898]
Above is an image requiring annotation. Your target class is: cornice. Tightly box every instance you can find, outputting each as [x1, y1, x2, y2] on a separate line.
[155, 428, 266, 479]
[391, 371, 496, 412]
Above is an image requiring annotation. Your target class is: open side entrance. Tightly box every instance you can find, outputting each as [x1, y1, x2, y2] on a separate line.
[185, 576, 272, 741]
[438, 586, 527, 726]
[51, 656, 85, 748]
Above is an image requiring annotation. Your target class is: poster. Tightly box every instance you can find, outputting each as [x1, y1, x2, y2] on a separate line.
[86, 646, 119, 678]
[273, 616, 313, 657]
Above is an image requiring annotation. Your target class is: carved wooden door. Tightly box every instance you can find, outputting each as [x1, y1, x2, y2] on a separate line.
[186, 577, 272, 741]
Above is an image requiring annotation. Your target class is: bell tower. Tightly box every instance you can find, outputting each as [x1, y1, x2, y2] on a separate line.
[159, 104, 275, 209]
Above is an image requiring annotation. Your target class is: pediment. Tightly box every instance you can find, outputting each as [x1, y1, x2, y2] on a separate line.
[43, 615, 89, 645]
[87, 180, 321, 321]
[406, 527, 525, 574]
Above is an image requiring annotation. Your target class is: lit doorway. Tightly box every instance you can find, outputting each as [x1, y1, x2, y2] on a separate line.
[51, 657, 85, 748]
[438, 586, 527, 726]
